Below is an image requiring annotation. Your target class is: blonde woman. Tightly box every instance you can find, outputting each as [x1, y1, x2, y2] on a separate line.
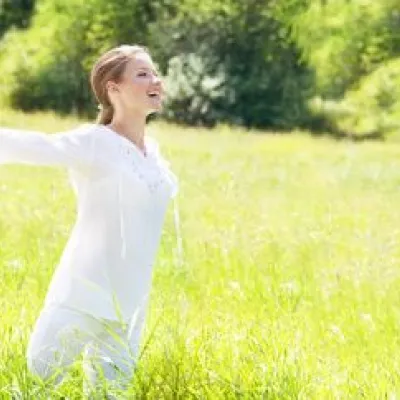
[0, 45, 180, 396]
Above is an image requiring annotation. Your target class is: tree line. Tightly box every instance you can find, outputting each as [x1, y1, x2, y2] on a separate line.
[1, 0, 399, 136]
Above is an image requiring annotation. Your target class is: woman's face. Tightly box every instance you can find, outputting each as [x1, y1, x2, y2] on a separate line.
[108, 52, 164, 116]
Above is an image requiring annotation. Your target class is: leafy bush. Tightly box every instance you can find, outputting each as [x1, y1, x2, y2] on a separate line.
[155, 0, 315, 128]
[311, 58, 400, 136]
[0, 0, 35, 38]
[0, 0, 159, 116]
[292, 0, 400, 98]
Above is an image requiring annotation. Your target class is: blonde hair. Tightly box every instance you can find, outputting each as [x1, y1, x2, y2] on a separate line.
[90, 44, 149, 125]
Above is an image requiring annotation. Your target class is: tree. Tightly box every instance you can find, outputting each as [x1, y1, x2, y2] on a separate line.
[0, 0, 35, 38]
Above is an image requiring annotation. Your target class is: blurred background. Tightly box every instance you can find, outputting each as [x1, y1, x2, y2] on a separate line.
[1, 0, 399, 137]
[3, 2, 400, 397]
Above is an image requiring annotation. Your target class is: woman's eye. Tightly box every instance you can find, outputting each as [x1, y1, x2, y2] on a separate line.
[138, 72, 147, 77]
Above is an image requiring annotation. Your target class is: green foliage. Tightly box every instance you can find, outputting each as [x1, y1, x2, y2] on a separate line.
[0, 0, 35, 38]
[154, 0, 315, 128]
[0, 0, 94, 114]
[311, 58, 400, 136]
[0, 0, 315, 129]
[1, 0, 400, 134]
[292, 0, 400, 98]
[0, 0, 160, 116]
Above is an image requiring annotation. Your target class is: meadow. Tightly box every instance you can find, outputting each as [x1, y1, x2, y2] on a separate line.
[1, 109, 400, 399]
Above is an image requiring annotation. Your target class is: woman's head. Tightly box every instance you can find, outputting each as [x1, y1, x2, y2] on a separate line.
[90, 44, 163, 125]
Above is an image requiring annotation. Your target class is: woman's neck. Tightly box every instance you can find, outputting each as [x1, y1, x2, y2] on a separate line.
[108, 112, 147, 151]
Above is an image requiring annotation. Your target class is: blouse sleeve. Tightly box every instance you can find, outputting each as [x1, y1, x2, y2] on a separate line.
[0, 124, 96, 172]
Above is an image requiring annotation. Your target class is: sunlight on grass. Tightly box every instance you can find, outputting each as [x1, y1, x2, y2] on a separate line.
[1, 109, 400, 398]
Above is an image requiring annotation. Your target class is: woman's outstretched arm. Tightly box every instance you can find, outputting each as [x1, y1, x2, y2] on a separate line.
[0, 124, 95, 171]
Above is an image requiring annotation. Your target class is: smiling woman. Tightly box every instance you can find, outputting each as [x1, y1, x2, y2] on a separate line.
[91, 45, 164, 155]
[0, 44, 179, 397]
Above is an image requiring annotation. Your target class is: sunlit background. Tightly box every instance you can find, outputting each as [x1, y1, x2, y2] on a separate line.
[1, 1, 400, 398]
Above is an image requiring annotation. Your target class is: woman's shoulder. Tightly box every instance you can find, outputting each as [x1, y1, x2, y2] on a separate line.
[65, 123, 115, 147]
[71, 123, 102, 136]
[56, 123, 99, 141]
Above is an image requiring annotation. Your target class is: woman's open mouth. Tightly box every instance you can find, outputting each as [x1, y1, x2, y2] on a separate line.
[147, 91, 160, 99]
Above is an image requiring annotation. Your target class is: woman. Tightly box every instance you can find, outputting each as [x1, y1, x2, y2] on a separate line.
[0, 44, 179, 396]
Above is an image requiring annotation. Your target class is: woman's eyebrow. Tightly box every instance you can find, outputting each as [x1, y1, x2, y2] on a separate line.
[137, 66, 159, 75]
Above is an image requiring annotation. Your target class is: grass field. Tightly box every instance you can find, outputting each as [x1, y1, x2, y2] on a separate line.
[1, 109, 400, 399]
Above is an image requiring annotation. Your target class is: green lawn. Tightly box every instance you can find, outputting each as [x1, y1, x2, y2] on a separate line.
[1, 109, 400, 399]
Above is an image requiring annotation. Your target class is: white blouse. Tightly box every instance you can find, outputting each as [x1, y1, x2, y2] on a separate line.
[0, 123, 179, 324]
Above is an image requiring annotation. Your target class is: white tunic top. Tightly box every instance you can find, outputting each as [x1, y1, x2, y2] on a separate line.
[0, 123, 178, 323]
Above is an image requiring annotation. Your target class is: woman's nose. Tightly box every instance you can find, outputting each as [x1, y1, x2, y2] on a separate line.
[152, 74, 162, 85]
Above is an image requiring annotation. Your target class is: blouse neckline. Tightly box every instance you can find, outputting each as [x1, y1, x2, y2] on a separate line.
[96, 123, 156, 161]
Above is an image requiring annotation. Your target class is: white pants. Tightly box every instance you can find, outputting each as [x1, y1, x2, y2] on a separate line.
[26, 304, 145, 395]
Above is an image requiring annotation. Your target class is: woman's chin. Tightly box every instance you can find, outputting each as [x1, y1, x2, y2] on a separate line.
[146, 107, 162, 117]
[147, 104, 163, 114]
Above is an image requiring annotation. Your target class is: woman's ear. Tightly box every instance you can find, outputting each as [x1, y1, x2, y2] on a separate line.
[106, 81, 119, 93]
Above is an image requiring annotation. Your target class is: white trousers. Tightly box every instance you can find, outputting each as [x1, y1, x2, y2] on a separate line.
[26, 304, 145, 395]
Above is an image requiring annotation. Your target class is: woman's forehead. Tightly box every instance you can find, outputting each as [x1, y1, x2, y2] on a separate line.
[127, 52, 155, 71]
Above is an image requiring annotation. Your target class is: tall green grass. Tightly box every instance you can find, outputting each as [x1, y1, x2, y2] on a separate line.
[1, 109, 400, 398]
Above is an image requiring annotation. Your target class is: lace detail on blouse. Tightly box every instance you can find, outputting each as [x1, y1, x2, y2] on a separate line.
[113, 129, 178, 198]
[117, 138, 178, 260]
